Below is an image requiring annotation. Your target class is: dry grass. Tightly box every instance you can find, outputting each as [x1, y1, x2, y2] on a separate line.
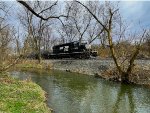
[16, 60, 53, 70]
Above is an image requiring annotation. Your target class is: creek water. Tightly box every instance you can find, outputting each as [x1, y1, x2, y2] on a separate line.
[11, 69, 150, 113]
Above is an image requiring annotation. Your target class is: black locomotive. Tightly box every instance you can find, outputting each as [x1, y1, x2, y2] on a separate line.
[28, 41, 97, 59]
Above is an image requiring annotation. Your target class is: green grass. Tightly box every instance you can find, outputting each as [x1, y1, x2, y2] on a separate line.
[0, 73, 51, 113]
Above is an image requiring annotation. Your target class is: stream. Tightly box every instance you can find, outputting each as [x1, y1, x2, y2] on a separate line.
[11, 69, 150, 113]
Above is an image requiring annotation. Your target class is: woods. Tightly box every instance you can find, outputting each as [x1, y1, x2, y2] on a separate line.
[1, 1, 150, 113]
[0, 1, 150, 83]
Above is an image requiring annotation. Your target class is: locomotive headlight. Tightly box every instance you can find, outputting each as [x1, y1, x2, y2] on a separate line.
[85, 44, 91, 49]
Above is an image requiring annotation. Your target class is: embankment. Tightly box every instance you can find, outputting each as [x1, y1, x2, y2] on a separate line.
[43, 59, 150, 85]
[0, 73, 51, 113]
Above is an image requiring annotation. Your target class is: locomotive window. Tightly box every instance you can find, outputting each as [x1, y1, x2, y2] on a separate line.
[64, 46, 69, 51]
[60, 47, 64, 50]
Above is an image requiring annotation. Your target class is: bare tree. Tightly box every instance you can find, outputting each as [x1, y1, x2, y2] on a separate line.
[68, 1, 93, 43]
[144, 31, 150, 56]
[0, 23, 22, 72]
[41, 27, 55, 51]
[57, 1, 95, 44]
[17, 0, 68, 21]
[17, 1, 70, 63]
[0, 2, 22, 72]
[57, 21, 78, 43]
[76, 1, 147, 83]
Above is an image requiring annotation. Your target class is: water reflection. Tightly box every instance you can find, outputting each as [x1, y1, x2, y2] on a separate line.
[112, 84, 135, 113]
[11, 70, 150, 113]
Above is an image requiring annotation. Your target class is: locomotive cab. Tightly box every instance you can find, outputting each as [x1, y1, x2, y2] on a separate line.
[51, 41, 97, 59]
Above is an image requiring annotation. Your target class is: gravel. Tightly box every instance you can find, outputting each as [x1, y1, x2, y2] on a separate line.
[43, 59, 150, 75]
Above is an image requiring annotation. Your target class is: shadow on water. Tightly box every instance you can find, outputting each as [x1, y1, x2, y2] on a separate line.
[112, 84, 135, 113]
[112, 83, 150, 113]
[11, 69, 150, 113]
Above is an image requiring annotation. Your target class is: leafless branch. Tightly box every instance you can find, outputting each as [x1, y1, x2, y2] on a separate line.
[0, 57, 21, 72]
[89, 28, 104, 44]
[126, 30, 147, 74]
[37, 1, 58, 15]
[76, 1, 108, 32]
[17, 1, 68, 21]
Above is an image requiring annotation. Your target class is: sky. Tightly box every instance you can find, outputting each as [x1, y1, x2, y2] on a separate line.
[3, 1, 150, 36]
[119, 1, 150, 31]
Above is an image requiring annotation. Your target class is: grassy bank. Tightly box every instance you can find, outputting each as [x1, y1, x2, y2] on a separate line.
[16, 60, 52, 70]
[16, 59, 150, 86]
[0, 73, 51, 113]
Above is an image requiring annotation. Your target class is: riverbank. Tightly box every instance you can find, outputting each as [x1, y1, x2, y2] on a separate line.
[16, 59, 150, 85]
[42, 59, 150, 85]
[10, 69, 150, 113]
[0, 73, 51, 113]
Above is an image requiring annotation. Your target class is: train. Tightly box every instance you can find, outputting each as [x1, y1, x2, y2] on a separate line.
[28, 41, 98, 59]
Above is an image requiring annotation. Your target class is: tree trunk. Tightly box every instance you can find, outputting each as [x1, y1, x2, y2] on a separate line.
[38, 39, 41, 63]
[16, 39, 20, 55]
[121, 72, 130, 83]
[107, 31, 123, 74]
[107, 31, 130, 82]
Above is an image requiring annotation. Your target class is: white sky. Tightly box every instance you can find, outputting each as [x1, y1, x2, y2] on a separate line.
[2, 0, 150, 40]
[120, 1, 150, 30]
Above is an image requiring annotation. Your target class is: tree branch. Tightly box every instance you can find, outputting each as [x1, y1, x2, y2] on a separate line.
[127, 30, 147, 74]
[108, 9, 118, 30]
[17, 1, 68, 21]
[89, 28, 104, 44]
[76, 1, 108, 32]
[0, 56, 22, 72]
[37, 1, 58, 15]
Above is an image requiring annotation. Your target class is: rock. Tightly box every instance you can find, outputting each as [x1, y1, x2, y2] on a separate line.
[43, 59, 150, 85]
[66, 69, 70, 72]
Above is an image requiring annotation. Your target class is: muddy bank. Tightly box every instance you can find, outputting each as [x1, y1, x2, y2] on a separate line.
[43, 59, 150, 85]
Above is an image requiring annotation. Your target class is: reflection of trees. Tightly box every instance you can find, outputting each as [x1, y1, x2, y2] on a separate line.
[48, 71, 98, 113]
[13, 70, 150, 113]
[52, 70, 97, 91]
[24, 69, 98, 113]
[113, 84, 135, 113]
